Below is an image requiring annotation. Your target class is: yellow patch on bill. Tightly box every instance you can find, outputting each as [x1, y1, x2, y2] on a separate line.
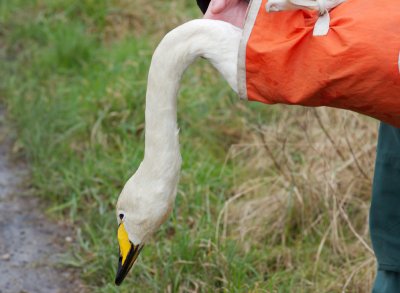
[117, 223, 131, 265]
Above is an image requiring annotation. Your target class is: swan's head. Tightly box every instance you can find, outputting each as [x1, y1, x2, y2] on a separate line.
[114, 161, 179, 285]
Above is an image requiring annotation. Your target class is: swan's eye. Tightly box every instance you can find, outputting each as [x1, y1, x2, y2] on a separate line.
[119, 213, 124, 220]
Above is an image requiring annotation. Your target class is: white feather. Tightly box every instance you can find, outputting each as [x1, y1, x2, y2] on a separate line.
[116, 19, 242, 244]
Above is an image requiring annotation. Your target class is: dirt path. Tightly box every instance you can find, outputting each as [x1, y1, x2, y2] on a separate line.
[0, 113, 85, 293]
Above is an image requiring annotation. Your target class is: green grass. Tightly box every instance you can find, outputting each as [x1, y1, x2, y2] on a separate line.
[0, 1, 376, 292]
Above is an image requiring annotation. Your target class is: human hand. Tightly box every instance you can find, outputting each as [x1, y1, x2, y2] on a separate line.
[203, 0, 249, 28]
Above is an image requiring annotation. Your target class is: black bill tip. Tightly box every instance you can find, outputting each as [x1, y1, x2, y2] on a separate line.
[115, 244, 143, 286]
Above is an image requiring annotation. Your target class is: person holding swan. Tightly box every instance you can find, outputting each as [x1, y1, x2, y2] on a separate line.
[114, 0, 400, 291]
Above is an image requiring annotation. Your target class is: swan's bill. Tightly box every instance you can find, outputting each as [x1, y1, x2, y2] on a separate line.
[115, 223, 144, 286]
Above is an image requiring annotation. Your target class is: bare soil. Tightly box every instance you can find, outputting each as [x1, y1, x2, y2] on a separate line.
[0, 112, 85, 293]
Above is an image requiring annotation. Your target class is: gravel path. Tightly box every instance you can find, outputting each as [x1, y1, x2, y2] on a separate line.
[0, 113, 85, 293]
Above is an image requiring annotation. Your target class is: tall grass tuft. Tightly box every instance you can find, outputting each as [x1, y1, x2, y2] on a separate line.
[222, 107, 377, 292]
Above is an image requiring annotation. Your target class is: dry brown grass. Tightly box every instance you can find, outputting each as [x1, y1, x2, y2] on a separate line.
[219, 106, 379, 292]
[103, 0, 195, 43]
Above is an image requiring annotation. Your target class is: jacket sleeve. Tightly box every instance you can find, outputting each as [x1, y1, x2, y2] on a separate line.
[196, 0, 211, 14]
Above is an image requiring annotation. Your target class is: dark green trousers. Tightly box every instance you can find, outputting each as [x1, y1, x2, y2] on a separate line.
[370, 122, 400, 292]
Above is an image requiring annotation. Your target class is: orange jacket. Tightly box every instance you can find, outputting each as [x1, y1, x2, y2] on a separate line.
[237, 0, 400, 127]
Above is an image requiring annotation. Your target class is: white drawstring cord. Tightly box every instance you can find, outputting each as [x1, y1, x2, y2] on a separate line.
[398, 52, 400, 74]
[314, 0, 330, 36]
[316, 0, 327, 14]
[266, 0, 346, 36]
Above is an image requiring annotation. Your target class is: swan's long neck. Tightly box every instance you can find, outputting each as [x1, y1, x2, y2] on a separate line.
[142, 20, 242, 180]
